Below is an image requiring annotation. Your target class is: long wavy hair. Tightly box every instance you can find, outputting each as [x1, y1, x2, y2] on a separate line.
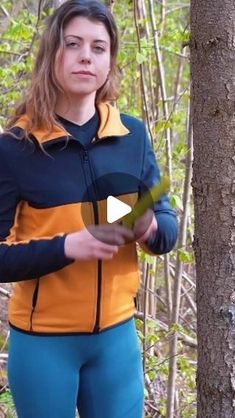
[7, 0, 120, 138]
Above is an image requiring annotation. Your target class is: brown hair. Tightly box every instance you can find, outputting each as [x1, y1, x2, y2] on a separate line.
[7, 0, 120, 138]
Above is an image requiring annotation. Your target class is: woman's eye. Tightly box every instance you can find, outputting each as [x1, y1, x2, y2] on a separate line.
[94, 46, 105, 53]
[66, 42, 78, 48]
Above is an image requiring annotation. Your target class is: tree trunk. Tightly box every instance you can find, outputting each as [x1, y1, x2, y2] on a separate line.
[191, 1, 235, 417]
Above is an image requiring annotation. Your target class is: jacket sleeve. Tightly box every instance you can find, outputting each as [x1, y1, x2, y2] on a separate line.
[139, 125, 178, 255]
[0, 147, 73, 283]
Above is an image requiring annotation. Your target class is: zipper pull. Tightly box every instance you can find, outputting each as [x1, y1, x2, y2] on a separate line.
[83, 150, 88, 163]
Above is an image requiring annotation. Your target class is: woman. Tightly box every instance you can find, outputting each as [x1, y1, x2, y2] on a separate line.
[0, 1, 178, 417]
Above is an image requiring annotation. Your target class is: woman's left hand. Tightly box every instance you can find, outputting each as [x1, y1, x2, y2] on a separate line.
[133, 209, 158, 243]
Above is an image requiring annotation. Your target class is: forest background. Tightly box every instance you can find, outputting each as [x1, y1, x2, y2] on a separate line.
[0, 1, 193, 417]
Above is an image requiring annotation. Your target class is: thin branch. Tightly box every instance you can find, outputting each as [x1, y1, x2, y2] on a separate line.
[142, 263, 150, 373]
[181, 284, 197, 315]
[135, 312, 197, 348]
[166, 101, 193, 418]
[133, 0, 154, 144]
[0, 287, 10, 298]
[165, 5, 190, 15]
[167, 262, 196, 288]
[0, 5, 10, 18]
[145, 374, 160, 416]
[0, 405, 7, 418]
[0, 331, 9, 353]
[0, 2, 24, 36]
[0, 50, 23, 56]
[148, 0, 172, 180]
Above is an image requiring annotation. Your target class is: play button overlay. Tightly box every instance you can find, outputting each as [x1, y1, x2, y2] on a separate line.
[80, 172, 154, 244]
[107, 196, 132, 223]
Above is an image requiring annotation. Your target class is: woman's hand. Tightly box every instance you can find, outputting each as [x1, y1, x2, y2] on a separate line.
[133, 209, 158, 243]
[64, 224, 135, 261]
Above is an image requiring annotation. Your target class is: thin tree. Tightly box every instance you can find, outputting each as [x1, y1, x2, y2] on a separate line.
[191, 2, 235, 417]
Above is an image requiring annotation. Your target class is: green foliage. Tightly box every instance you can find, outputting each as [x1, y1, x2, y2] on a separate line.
[170, 193, 183, 211]
[136, 51, 147, 64]
[0, 333, 9, 352]
[178, 248, 194, 264]
[0, 2, 43, 124]
[0, 390, 16, 418]
[136, 318, 196, 417]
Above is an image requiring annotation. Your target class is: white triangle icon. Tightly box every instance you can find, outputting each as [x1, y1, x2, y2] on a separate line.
[107, 196, 132, 223]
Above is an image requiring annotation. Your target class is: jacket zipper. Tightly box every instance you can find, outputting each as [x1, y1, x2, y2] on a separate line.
[82, 148, 102, 333]
[92, 200, 102, 333]
[29, 279, 40, 331]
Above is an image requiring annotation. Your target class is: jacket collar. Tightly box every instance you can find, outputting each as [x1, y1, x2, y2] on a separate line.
[13, 102, 129, 144]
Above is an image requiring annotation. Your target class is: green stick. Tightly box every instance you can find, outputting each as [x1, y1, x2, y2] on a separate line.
[121, 176, 170, 228]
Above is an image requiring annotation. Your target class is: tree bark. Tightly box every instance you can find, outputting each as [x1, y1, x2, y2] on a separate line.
[191, 1, 235, 417]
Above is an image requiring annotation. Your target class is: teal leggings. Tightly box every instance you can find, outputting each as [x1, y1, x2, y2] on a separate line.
[8, 319, 144, 418]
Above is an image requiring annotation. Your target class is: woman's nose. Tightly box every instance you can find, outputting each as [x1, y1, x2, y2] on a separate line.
[79, 46, 91, 64]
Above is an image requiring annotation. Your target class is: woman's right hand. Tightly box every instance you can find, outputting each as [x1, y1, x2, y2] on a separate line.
[64, 224, 135, 261]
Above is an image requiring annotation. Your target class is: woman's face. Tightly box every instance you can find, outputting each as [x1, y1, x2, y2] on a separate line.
[55, 16, 111, 101]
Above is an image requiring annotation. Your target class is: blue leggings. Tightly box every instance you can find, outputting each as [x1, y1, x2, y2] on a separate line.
[8, 319, 144, 418]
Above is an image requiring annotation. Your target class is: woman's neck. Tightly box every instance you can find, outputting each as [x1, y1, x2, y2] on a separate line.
[55, 94, 96, 125]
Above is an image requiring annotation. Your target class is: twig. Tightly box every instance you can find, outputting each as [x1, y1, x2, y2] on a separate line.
[181, 283, 197, 315]
[148, 0, 172, 179]
[135, 312, 197, 348]
[0, 5, 10, 18]
[0, 405, 7, 418]
[142, 263, 150, 373]
[145, 374, 160, 416]
[166, 101, 193, 418]
[0, 331, 9, 353]
[0, 287, 10, 298]
[0, 50, 23, 56]
[165, 5, 190, 16]
[0, 2, 24, 36]
[133, 0, 154, 144]
[165, 260, 196, 288]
